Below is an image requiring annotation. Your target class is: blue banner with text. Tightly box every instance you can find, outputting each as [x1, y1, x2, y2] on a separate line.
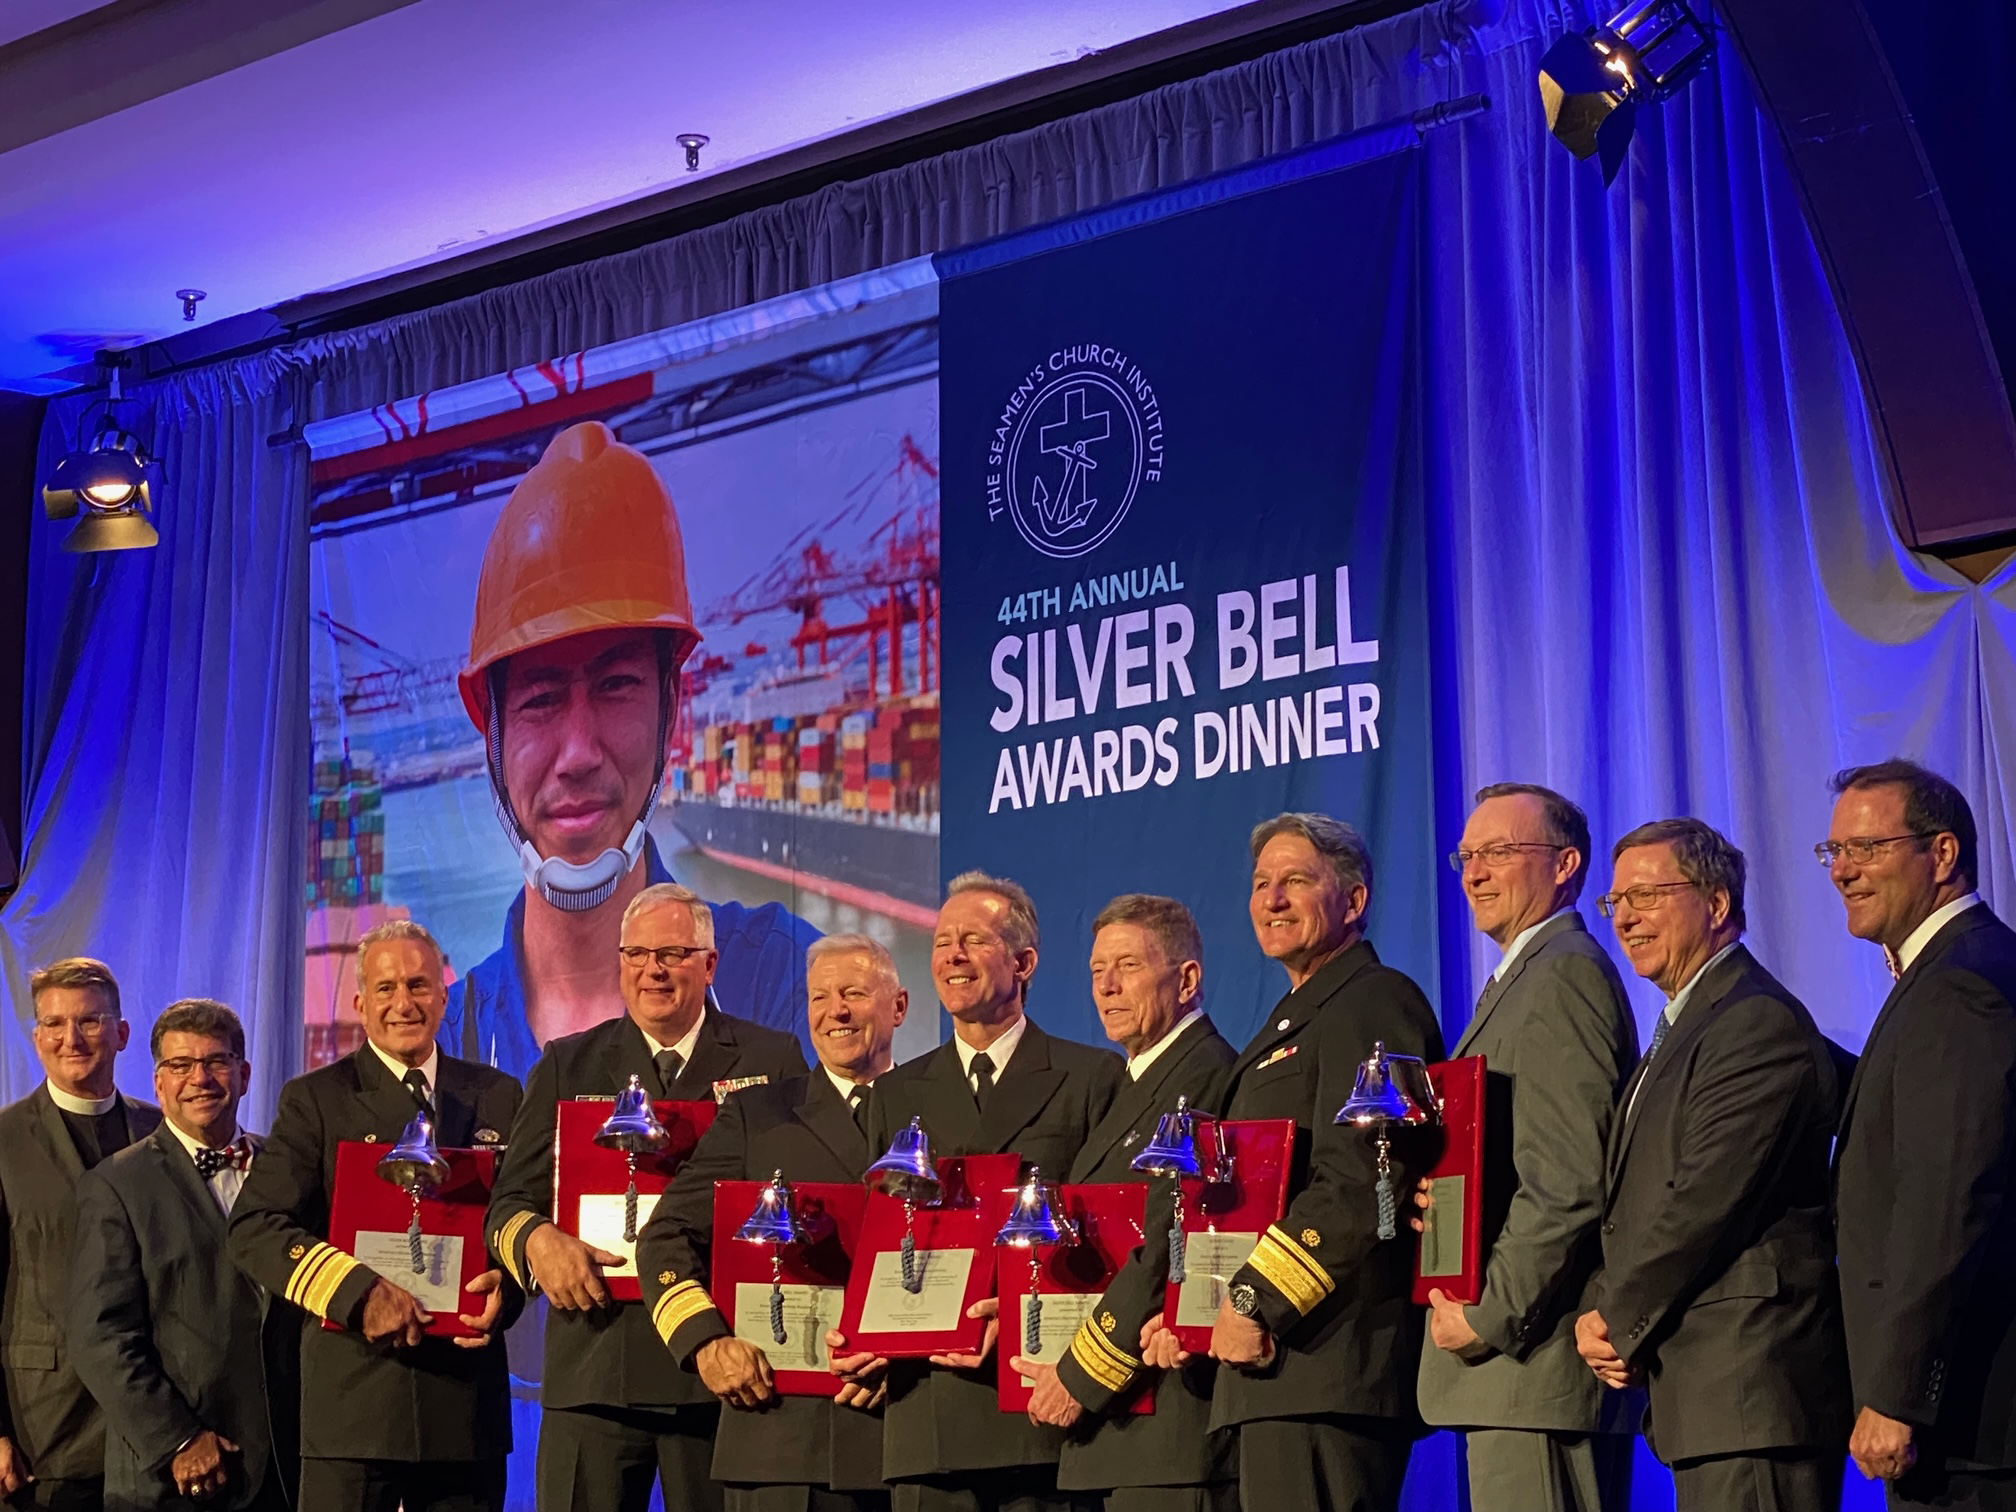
[936, 137, 1435, 1050]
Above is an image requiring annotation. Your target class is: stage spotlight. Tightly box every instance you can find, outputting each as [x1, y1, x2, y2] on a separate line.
[43, 376, 160, 553]
[1539, 0, 1717, 186]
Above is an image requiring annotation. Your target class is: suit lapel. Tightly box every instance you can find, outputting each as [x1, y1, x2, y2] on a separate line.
[794, 1074, 869, 1173]
[914, 1042, 983, 1154]
[149, 1122, 227, 1235]
[975, 1020, 1066, 1158]
[1838, 906, 1992, 1141]
[1230, 942, 1379, 1078]
[674, 1012, 741, 1098]
[431, 1056, 480, 1147]
[1070, 1016, 1208, 1180]
[1606, 945, 1754, 1192]
[1455, 913, 1584, 1058]
[353, 1048, 430, 1140]
[602, 1016, 664, 1098]
[32, 1086, 86, 1182]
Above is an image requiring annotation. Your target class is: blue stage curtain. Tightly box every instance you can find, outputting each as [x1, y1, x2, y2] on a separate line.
[7, 3, 2011, 1506]
[5, 357, 311, 1117]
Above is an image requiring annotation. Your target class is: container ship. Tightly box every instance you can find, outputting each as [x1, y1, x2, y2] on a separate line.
[666, 692, 940, 925]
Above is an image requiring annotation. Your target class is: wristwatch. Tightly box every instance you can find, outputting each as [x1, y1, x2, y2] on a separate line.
[1229, 1283, 1260, 1319]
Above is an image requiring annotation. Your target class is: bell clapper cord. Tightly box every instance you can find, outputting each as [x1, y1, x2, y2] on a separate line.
[769, 1240, 788, 1345]
[900, 1199, 921, 1293]
[624, 1152, 642, 1244]
[1024, 1246, 1044, 1356]
[407, 1188, 426, 1274]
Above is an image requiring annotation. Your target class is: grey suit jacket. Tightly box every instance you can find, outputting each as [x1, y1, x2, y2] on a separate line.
[70, 1124, 290, 1512]
[1594, 945, 1850, 1463]
[0, 1086, 162, 1483]
[1418, 912, 1638, 1433]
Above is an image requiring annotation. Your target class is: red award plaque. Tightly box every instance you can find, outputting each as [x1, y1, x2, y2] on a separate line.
[553, 1097, 718, 1302]
[838, 1154, 1021, 1360]
[709, 1180, 867, 1397]
[996, 1182, 1152, 1415]
[326, 1141, 497, 1338]
[1158, 1117, 1297, 1355]
[1413, 1056, 1486, 1305]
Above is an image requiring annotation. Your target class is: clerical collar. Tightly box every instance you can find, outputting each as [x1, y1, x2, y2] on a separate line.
[47, 1083, 117, 1116]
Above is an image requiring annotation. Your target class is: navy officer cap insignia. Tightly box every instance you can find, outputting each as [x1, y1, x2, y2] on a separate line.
[474, 1128, 501, 1144]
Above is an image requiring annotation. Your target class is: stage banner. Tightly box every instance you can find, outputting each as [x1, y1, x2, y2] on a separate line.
[936, 130, 1437, 1047]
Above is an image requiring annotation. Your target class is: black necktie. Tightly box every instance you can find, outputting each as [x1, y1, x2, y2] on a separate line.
[970, 1052, 996, 1112]
[655, 1050, 685, 1097]
[847, 1084, 869, 1130]
[402, 1068, 433, 1118]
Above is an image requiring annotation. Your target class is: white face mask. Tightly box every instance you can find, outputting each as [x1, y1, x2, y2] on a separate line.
[512, 820, 652, 912]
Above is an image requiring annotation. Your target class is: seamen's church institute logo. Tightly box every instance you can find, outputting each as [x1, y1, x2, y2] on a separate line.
[987, 344, 1165, 561]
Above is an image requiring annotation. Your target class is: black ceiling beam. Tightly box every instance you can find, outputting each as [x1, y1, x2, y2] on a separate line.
[1718, 0, 2016, 549]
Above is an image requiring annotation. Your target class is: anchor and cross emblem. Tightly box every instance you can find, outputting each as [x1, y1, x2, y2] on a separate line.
[1028, 384, 1112, 540]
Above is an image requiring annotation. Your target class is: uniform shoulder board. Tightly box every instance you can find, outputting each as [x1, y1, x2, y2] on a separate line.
[712, 1075, 768, 1102]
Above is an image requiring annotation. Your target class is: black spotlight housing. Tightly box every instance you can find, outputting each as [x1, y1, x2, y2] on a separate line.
[1540, 0, 1718, 186]
[43, 417, 160, 553]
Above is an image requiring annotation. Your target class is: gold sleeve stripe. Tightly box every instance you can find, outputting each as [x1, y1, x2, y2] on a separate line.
[1069, 1329, 1135, 1393]
[493, 1211, 541, 1290]
[1067, 1318, 1140, 1392]
[1248, 1227, 1333, 1317]
[1071, 1316, 1142, 1372]
[650, 1280, 719, 1345]
[283, 1241, 360, 1320]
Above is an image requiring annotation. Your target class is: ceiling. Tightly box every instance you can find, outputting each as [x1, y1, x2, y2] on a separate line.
[0, 0, 1260, 391]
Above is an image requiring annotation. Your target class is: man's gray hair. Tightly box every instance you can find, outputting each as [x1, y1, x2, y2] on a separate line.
[1612, 817, 1747, 932]
[1249, 812, 1375, 899]
[356, 918, 445, 968]
[807, 933, 901, 986]
[621, 883, 716, 948]
[945, 870, 1040, 954]
[152, 998, 246, 1061]
[1092, 894, 1204, 970]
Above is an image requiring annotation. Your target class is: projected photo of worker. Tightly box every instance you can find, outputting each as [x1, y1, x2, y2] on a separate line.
[303, 277, 942, 1078]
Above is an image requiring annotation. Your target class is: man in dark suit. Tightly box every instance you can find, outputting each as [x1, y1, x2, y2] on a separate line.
[1143, 813, 1445, 1512]
[229, 921, 522, 1512]
[1576, 819, 1849, 1512]
[70, 999, 292, 1510]
[1417, 784, 1638, 1512]
[637, 931, 907, 1511]
[1, 956, 162, 1511]
[832, 871, 1125, 1512]
[1012, 893, 1238, 1512]
[1825, 760, 2016, 1511]
[486, 881, 807, 1512]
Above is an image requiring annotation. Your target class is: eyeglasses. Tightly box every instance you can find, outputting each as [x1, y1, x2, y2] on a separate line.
[157, 1054, 240, 1079]
[1447, 842, 1564, 872]
[1812, 834, 1934, 867]
[618, 945, 708, 968]
[34, 1013, 116, 1039]
[1595, 881, 1700, 918]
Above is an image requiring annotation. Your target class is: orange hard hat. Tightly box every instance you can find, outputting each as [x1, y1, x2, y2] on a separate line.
[458, 421, 701, 732]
